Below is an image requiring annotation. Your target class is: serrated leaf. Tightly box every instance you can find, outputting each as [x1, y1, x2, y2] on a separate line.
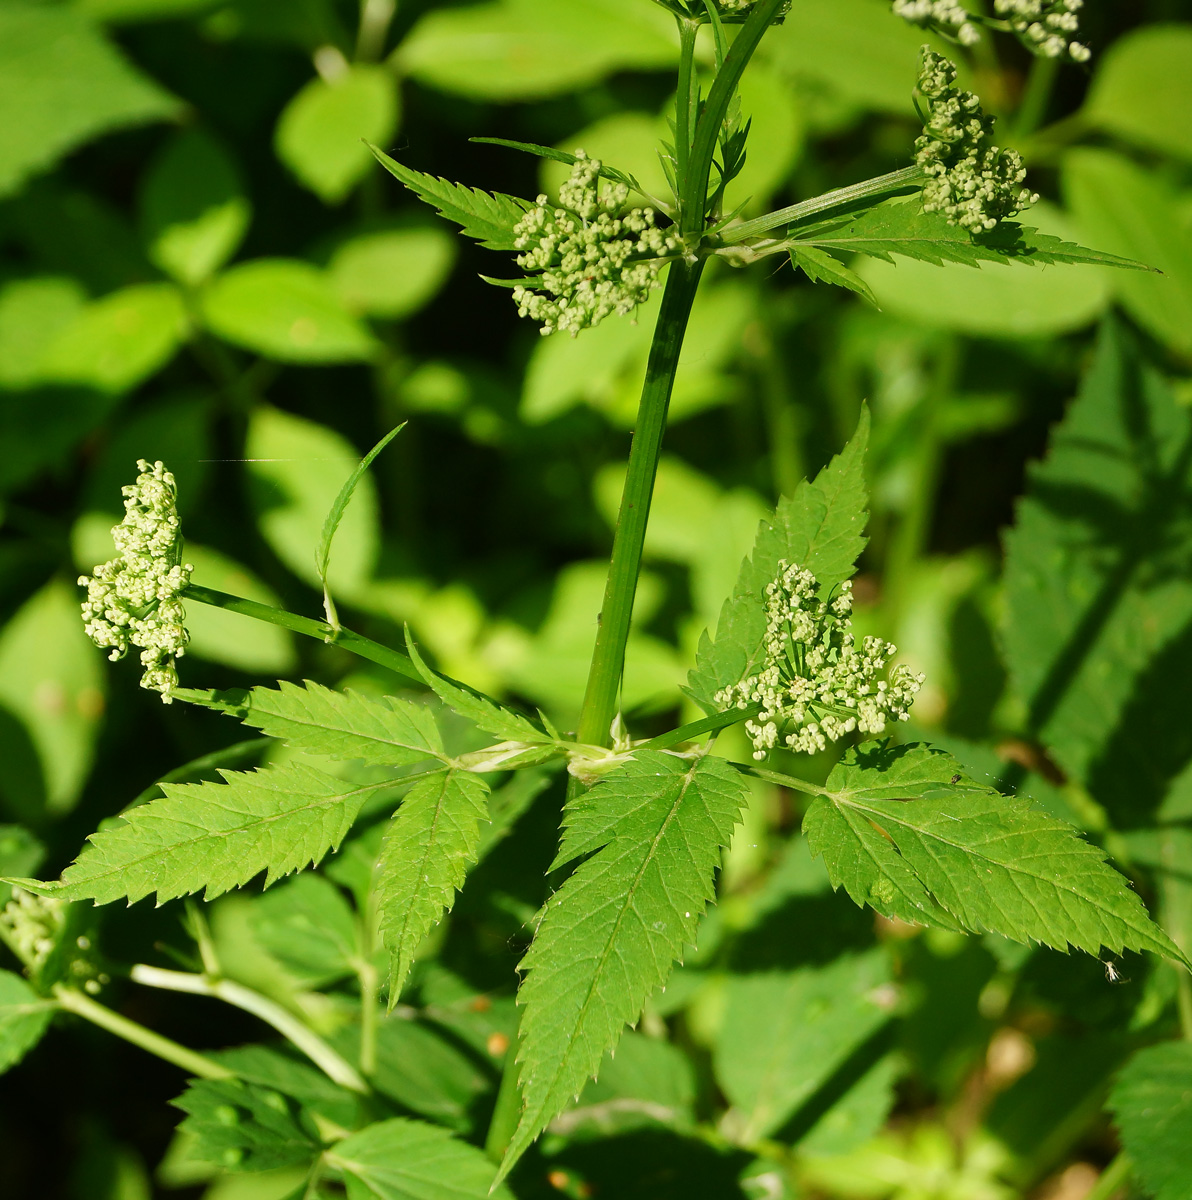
[0, 970, 53, 1074]
[1002, 320, 1192, 826]
[686, 406, 870, 712]
[789, 197, 1152, 272]
[1109, 1041, 1192, 1200]
[498, 752, 748, 1180]
[470, 137, 643, 194]
[236, 680, 447, 768]
[805, 743, 1185, 962]
[368, 145, 529, 251]
[328, 1117, 513, 1200]
[251, 873, 359, 988]
[790, 246, 878, 307]
[318, 423, 405, 630]
[49, 764, 388, 905]
[210, 1043, 361, 1130]
[404, 634, 552, 746]
[172, 1077, 319, 1173]
[377, 770, 490, 1003]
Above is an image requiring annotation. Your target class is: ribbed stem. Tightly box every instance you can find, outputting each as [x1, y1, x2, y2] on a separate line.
[576, 260, 704, 746]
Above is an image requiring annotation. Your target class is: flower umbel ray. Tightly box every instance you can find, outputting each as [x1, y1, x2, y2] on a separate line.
[78, 459, 191, 702]
[715, 562, 924, 758]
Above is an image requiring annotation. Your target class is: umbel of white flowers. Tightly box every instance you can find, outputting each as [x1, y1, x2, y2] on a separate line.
[914, 49, 1038, 234]
[893, 0, 1089, 62]
[715, 562, 924, 759]
[78, 459, 191, 702]
[512, 151, 680, 337]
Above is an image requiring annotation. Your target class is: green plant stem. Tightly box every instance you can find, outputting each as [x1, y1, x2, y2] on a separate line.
[485, 1049, 524, 1162]
[1085, 1153, 1132, 1200]
[734, 762, 831, 798]
[576, 260, 704, 747]
[638, 703, 762, 751]
[130, 964, 369, 1094]
[719, 166, 924, 243]
[674, 18, 700, 183]
[182, 583, 422, 683]
[1013, 53, 1059, 141]
[53, 984, 234, 1080]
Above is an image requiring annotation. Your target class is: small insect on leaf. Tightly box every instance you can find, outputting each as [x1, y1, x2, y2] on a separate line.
[951, 774, 962, 784]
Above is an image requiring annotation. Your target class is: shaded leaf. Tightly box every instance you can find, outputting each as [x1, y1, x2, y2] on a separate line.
[251, 873, 358, 988]
[0, 970, 53, 1074]
[1109, 1041, 1192, 1200]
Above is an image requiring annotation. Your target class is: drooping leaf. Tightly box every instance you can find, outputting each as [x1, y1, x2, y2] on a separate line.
[42, 764, 388, 905]
[790, 246, 877, 307]
[1109, 1041, 1192, 1200]
[368, 145, 530, 251]
[251, 872, 359, 988]
[318, 423, 405, 629]
[686, 406, 870, 712]
[804, 743, 1185, 962]
[328, 1117, 513, 1200]
[470, 137, 643, 194]
[788, 196, 1151, 272]
[498, 752, 748, 1180]
[236, 681, 446, 768]
[0, 970, 53, 1074]
[714, 949, 893, 1142]
[172, 1077, 320, 1173]
[405, 634, 552, 746]
[377, 770, 490, 1003]
[1002, 320, 1192, 829]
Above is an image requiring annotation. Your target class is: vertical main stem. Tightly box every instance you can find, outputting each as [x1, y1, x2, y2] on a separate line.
[576, 260, 705, 747]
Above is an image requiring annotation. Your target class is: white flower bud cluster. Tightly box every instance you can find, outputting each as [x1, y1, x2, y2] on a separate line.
[914, 50, 1038, 234]
[78, 460, 191, 702]
[892, 0, 981, 46]
[714, 562, 924, 760]
[512, 151, 680, 337]
[993, 0, 1090, 62]
[2, 889, 110, 994]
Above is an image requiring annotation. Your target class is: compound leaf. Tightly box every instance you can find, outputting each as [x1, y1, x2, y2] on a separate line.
[1109, 1041, 1192, 1200]
[48, 764, 386, 905]
[368, 145, 529, 251]
[405, 635, 552, 746]
[498, 752, 748, 1181]
[236, 680, 447, 768]
[377, 769, 490, 1003]
[686, 406, 869, 712]
[172, 1077, 319, 1173]
[328, 1117, 512, 1200]
[805, 743, 1185, 962]
[789, 197, 1152, 271]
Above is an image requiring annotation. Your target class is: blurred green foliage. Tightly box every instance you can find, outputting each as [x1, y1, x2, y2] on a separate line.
[3, 0, 1192, 1197]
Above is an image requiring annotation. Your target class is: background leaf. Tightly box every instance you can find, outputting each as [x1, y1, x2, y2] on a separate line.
[0, 970, 53, 1074]
[1109, 1041, 1192, 1200]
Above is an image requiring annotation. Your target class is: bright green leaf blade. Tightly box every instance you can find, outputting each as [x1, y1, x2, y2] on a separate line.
[328, 227, 456, 319]
[808, 743, 1185, 962]
[251, 872, 359, 988]
[500, 753, 748, 1180]
[404, 634, 551, 745]
[686, 405, 869, 712]
[790, 246, 878, 307]
[237, 680, 446, 768]
[714, 949, 892, 1142]
[790, 196, 1152, 272]
[200, 259, 377, 364]
[0, 6, 180, 199]
[0, 970, 53, 1074]
[368, 145, 530, 251]
[140, 127, 250, 285]
[1002, 319, 1192, 824]
[1109, 1041, 1192, 1200]
[329, 1117, 513, 1200]
[51, 764, 386, 905]
[276, 66, 399, 205]
[172, 1077, 320, 1173]
[318, 423, 405, 618]
[377, 770, 490, 1002]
